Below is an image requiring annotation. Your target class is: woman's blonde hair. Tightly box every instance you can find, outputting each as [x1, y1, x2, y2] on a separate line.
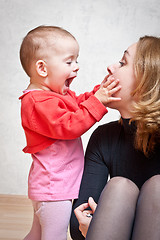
[131, 36, 160, 156]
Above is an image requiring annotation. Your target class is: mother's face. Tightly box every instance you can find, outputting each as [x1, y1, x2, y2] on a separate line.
[107, 43, 137, 118]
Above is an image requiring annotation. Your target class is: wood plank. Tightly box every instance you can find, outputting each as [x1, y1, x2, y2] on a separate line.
[0, 194, 72, 240]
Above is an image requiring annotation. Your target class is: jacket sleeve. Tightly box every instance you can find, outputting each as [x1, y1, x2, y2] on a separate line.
[72, 85, 100, 104]
[70, 126, 109, 239]
[27, 93, 107, 140]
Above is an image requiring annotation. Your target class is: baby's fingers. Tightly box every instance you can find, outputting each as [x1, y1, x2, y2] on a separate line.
[101, 76, 114, 88]
[103, 78, 120, 90]
[109, 85, 121, 95]
[100, 74, 110, 86]
[107, 96, 121, 102]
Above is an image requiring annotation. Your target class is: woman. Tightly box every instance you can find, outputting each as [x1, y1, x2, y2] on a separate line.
[70, 36, 160, 240]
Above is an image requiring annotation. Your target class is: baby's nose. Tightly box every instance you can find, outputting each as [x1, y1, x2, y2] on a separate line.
[73, 62, 79, 72]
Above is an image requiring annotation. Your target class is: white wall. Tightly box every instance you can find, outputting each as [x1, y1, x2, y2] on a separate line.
[0, 0, 159, 195]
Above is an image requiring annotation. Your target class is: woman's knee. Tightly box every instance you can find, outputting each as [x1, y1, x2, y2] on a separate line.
[101, 176, 139, 199]
[135, 175, 160, 223]
[97, 177, 139, 219]
[108, 176, 139, 192]
[141, 175, 160, 199]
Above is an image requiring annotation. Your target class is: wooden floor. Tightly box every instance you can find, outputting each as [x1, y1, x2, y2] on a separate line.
[0, 194, 72, 240]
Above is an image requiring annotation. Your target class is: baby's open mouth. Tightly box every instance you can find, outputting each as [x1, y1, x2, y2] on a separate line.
[65, 77, 74, 87]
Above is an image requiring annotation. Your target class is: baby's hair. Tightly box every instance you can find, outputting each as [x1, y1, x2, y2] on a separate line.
[19, 25, 76, 76]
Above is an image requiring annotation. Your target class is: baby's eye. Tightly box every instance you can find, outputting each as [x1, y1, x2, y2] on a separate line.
[66, 61, 72, 65]
[119, 61, 124, 67]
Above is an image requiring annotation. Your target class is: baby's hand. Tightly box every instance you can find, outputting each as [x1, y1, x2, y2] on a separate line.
[94, 76, 121, 106]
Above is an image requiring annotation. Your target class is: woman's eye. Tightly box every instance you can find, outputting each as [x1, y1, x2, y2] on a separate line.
[119, 61, 124, 67]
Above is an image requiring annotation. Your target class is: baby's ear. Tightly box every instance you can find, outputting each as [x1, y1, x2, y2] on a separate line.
[36, 60, 47, 77]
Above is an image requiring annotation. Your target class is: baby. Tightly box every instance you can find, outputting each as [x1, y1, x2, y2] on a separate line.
[19, 25, 121, 240]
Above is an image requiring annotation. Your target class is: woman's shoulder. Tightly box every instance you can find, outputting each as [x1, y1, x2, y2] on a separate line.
[96, 120, 121, 134]
[87, 120, 122, 157]
[90, 120, 122, 144]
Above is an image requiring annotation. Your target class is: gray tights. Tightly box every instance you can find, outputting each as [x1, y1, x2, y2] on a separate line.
[86, 175, 160, 240]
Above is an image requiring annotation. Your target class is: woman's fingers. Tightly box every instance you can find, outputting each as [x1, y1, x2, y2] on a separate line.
[88, 197, 97, 213]
[74, 202, 92, 238]
[74, 202, 89, 221]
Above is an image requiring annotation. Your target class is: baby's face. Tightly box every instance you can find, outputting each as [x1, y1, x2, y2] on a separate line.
[44, 36, 79, 94]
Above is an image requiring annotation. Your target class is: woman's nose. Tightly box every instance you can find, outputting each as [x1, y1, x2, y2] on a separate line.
[107, 63, 118, 75]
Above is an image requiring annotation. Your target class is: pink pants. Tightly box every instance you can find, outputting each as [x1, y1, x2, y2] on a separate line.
[23, 200, 72, 240]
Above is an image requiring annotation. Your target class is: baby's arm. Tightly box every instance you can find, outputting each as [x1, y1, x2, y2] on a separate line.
[94, 76, 121, 107]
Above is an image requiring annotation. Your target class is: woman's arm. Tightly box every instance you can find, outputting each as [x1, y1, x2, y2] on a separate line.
[70, 126, 109, 239]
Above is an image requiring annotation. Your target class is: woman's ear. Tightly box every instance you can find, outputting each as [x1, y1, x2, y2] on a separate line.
[36, 60, 47, 77]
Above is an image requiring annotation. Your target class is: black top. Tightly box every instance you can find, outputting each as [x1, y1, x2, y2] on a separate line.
[70, 119, 160, 240]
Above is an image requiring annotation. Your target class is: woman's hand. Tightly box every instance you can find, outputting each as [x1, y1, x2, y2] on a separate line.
[74, 197, 97, 238]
